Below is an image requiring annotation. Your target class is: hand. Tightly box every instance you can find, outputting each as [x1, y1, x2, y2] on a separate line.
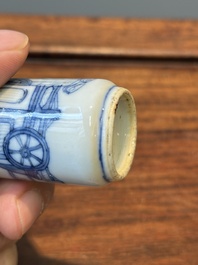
[0, 30, 55, 265]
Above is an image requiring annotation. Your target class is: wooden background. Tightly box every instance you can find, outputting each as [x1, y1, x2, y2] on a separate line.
[1, 14, 198, 265]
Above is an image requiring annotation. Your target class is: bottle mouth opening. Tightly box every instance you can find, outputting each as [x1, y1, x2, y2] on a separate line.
[103, 88, 137, 182]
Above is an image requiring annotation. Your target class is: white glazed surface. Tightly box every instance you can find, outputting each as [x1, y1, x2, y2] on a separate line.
[0, 79, 136, 186]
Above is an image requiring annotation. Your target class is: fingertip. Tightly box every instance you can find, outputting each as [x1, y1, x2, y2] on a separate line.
[16, 189, 44, 236]
[0, 49, 29, 87]
[0, 180, 54, 241]
[0, 30, 29, 52]
[0, 30, 30, 87]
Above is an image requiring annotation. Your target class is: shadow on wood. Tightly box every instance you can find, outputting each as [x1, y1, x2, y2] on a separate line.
[17, 236, 76, 265]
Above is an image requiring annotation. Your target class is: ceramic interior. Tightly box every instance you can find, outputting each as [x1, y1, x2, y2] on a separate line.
[110, 90, 136, 181]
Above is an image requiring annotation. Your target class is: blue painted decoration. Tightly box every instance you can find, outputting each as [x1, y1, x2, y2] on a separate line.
[0, 79, 92, 182]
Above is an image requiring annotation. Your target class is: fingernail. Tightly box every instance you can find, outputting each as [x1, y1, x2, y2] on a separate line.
[17, 189, 44, 235]
[0, 30, 29, 52]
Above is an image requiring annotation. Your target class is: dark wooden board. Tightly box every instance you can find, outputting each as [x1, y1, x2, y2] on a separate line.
[1, 14, 198, 58]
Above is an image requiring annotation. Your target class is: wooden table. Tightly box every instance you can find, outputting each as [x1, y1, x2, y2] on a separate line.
[1, 14, 198, 265]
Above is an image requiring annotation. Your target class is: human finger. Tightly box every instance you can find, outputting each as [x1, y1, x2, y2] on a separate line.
[0, 179, 54, 241]
[0, 30, 29, 87]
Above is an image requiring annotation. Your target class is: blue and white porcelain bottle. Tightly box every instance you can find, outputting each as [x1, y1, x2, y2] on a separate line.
[0, 79, 136, 186]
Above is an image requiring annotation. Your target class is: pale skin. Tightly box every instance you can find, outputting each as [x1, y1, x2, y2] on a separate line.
[0, 30, 54, 265]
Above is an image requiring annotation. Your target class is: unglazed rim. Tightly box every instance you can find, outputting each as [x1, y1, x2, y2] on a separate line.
[100, 87, 137, 182]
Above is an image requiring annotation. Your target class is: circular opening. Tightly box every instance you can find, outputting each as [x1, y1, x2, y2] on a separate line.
[111, 90, 136, 180]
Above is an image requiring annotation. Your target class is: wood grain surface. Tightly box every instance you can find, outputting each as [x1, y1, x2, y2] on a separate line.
[1, 14, 198, 58]
[0, 14, 198, 265]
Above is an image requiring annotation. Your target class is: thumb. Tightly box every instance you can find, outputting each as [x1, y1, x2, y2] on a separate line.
[0, 30, 29, 86]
